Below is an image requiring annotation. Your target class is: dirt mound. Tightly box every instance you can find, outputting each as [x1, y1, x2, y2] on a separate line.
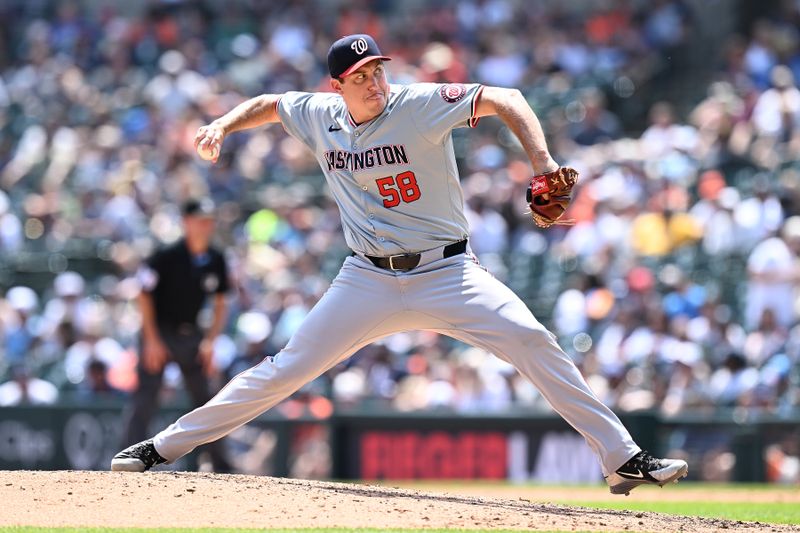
[0, 470, 796, 532]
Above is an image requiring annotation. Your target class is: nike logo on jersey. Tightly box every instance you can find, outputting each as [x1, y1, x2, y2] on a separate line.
[328, 125, 342, 132]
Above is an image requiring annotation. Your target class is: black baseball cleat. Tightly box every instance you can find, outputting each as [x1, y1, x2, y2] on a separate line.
[111, 439, 167, 472]
[605, 450, 688, 496]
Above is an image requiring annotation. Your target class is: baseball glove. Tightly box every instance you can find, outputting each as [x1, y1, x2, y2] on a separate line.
[526, 167, 579, 228]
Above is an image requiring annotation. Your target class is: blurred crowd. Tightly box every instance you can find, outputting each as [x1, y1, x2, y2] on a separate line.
[0, 0, 798, 431]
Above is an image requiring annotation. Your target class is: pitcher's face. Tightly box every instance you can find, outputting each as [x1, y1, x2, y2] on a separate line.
[331, 60, 389, 122]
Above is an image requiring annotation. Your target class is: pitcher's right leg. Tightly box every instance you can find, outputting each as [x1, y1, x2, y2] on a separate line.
[119, 258, 407, 467]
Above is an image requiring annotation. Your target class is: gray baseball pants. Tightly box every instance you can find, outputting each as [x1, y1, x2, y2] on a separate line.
[153, 250, 639, 475]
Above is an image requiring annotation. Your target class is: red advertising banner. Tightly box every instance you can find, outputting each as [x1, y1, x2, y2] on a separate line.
[360, 430, 507, 479]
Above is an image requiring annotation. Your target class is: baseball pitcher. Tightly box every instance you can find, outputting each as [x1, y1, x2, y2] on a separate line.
[112, 34, 688, 495]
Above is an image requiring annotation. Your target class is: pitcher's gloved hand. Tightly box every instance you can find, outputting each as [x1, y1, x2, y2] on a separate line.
[526, 166, 579, 228]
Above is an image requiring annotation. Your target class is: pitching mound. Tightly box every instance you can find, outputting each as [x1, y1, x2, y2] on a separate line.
[0, 470, 796, 532]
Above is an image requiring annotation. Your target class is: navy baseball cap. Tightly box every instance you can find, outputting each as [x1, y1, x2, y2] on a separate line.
[327, 34, 391, 79]
[182, 197, 216, 217]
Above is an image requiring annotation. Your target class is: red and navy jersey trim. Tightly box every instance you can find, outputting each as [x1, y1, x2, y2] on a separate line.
[469, 85, 484, 128]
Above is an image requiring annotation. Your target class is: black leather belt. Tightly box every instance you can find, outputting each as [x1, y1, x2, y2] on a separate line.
[363, 239, 468, 272]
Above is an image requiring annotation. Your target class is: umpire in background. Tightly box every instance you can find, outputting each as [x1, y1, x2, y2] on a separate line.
[121, 198, 231, 472]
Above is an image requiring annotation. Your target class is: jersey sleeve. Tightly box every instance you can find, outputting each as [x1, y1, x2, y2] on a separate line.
[404, 83, 484, 145]
[276, 91, 330, 150]
[137, 250, 164, 292]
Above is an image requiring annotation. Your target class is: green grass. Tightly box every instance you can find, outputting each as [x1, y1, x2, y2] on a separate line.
[561, 500, 800, 525]
[544, 483, 800, 525]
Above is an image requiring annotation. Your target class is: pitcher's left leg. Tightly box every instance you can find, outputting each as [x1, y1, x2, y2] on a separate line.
[410, 256, 638, 476]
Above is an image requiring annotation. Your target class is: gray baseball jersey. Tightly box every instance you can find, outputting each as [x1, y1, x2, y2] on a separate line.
[277, 83, 482, 256]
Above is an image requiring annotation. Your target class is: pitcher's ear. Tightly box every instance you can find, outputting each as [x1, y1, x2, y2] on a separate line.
[330, 78, 343, 94]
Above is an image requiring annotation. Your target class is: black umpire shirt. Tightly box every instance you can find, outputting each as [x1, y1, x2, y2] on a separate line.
[140, 239, 229, 328]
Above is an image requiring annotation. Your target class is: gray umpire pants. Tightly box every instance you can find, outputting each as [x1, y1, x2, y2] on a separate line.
[122, 324, 230, 472]
[153, 251, 640, 476]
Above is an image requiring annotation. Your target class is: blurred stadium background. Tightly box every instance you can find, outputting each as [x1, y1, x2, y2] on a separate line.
[0, 0, 798, 486]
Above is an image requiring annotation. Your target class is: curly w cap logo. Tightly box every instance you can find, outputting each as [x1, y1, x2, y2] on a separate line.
[351, 38, 369, 55]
